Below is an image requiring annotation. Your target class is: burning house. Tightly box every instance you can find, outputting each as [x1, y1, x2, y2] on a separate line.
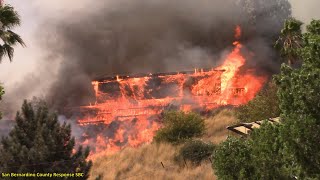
[78, 68, 225, 125]
[73, 26, 267, 157]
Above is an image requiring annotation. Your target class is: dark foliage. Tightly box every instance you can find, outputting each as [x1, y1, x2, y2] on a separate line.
[175, 140, 215, 166]
[154, 111, 205, 144]
[0, 100, 92, 179]
[274, 19, 320, 178]
[275, 18, 303, 65]
[212, 136, 254, 179]
[236, 81, 280, 122]
[0, 4, 25, 62]
[213, 19, 320, 179]
[213, 123, 291, 179]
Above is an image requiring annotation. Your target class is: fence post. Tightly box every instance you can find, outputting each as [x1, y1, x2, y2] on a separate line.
[161, 162, 165, 169]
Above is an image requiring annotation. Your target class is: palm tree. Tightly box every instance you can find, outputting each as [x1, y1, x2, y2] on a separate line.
[275, 18, 303, 66]
[0, 3, 25, 62]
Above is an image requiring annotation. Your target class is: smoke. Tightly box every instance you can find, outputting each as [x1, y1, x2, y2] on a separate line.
[40, 0, 290, 110]
[0, 0, 319, 152]
[0, 0, 298, 117]
[0, 0, 297, 150]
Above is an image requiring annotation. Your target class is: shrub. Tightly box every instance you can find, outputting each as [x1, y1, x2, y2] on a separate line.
[236, 81, 280, 122]
[175, 140, 215, 166]
[249, 122, 289, 179]
[213, 123, 290, 179]
[153, 111, 205, 144]
[212, 136, 254, 179]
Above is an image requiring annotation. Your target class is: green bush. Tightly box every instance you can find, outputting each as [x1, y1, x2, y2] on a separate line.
[175, 140, 215, 166]
[212, 137, 254, 179]
[249, 122, 289, 179]
[213, 123, 290, 179]
[236, 81, 280, 122]
[153, 111, 205, 144]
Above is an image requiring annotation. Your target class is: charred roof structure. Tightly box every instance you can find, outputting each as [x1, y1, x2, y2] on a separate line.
[227, 117, 281, 136]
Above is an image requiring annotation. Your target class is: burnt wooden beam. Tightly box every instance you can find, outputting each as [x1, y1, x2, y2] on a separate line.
[94, 69, 225, 82]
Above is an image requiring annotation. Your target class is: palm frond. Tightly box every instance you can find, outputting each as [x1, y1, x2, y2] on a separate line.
[3, 44, 14, 61]
[0, 44, 5, 63]
[4, 30, 26, 46]
[0, 4, 20, 29]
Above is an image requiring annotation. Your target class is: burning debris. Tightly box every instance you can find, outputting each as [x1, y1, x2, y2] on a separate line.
[74, 26, 267, 157]
[79, 68, 224, 125]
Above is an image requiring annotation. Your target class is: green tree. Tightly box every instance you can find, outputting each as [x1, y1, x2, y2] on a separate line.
[0, 3, 25, 62]
[249, 123, 290, 179]
[154, 111, 205, 144]
[275, 19, 320, 178]
[212, 137, 254, 179]
[0, 100, 92, 179]
[275, 18, 303, 65]
[213, 19, 320, 180]
[305, 19, 320, 34]
[213, 123, 292, 179]
[236, 81, 280, 122]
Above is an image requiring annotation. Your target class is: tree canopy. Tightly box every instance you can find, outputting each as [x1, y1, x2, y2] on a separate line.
[0, 4, 25, 62]
[274, 19, 320, 178]
[236, 81, 280, 122]
[213, 19, 320, 179]
[0, 100, 92, 179]
[275, 18, 303, 65]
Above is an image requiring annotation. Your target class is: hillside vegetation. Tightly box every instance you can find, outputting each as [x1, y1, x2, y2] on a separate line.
[89, 110, 236, 180]
[213, 19, 320, 179]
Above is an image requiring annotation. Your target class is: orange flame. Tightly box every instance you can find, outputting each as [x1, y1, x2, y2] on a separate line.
[235, 25, 241, 39]
[78, 26, 267, 159]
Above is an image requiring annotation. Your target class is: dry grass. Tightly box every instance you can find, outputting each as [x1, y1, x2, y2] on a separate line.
[89, 109, 237, 180]
[202, 109, 238, 144]
[89, 143, 215, 180]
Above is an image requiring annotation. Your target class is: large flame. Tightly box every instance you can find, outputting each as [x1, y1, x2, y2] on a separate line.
[77, 26, 267, 158]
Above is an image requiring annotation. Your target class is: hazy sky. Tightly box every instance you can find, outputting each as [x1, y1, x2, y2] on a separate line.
[0, 0, 320, 87]
[0, 0, 92, 86]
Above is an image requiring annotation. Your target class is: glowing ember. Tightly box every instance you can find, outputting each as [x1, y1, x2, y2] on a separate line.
[77, 26, 267, 158]
[234, 25, 242, 39]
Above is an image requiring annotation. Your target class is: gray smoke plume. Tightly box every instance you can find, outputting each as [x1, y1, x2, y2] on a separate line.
[42, 0, 291, 110]
[0, 0, 294, 143]
[0, 0, 294, 117]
